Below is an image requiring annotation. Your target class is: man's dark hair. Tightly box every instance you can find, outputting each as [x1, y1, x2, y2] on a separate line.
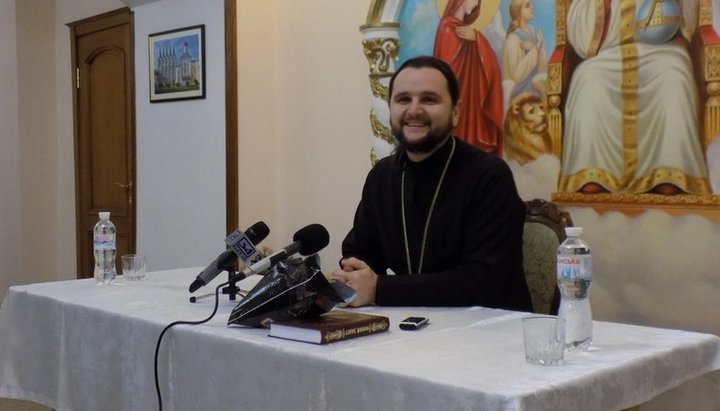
[388, 56, 459, 106]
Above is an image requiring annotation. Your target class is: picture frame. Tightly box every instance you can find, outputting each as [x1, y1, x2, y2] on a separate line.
[148, 24, 205, 102]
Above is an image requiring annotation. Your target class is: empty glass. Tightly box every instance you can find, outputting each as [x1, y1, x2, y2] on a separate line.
[522, 316, 566, 366]
[121, 254, 146, 281]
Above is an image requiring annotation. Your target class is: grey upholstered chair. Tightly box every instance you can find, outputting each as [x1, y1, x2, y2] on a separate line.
[523, 198, 574, 315]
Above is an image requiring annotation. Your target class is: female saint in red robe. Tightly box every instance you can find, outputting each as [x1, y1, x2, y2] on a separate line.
[434, 0, 504, 155]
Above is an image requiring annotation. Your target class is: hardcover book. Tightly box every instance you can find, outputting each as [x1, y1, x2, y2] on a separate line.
[269, 311, 390, 344]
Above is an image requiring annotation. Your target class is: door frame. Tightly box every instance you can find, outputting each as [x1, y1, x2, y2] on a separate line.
[225, 0, 239, 235]
[68, 7, 136, 278]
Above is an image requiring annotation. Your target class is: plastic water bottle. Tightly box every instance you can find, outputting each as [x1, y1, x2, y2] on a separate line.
[94, 211, 117, 284]
[557, 226, 592, 350]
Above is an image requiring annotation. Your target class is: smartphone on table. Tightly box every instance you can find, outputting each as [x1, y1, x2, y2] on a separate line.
[399, 316, 429, 330]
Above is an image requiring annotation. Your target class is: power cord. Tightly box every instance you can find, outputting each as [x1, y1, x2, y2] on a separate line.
[154, 282, 225, 411]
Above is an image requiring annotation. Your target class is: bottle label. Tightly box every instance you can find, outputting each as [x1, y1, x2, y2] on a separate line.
[94, 233, 116, 250]
[557, 255, 592, 280]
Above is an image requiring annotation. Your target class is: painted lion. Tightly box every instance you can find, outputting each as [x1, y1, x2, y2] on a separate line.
[503, 92, 553, 165]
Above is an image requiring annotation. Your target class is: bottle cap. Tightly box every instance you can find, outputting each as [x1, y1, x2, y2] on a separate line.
[99, 211, 110, 220]
[565, 227, 583, 237]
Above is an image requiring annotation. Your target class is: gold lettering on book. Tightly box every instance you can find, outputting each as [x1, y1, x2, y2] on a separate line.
[326, 330, 345, 341]
[371, 321, 388, 332]
[323, 321, 390, 343]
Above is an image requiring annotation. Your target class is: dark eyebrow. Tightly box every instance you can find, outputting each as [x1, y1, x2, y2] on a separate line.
[419, 91, 441, 99]
[392, 91, 442, 100]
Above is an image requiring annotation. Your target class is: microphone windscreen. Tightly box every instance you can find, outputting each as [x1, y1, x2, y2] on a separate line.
[246, 221, 270, 243]
[227, 256, 345, 327]
[293, 224, 330, 256]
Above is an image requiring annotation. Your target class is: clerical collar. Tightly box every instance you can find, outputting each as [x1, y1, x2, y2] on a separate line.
[400, 136, 456, 275]
[403, 136, 455, 169]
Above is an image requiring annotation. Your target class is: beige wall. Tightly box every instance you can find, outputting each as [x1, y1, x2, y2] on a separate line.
[17, 0, 58, 284]
[236, 0, 372, 265]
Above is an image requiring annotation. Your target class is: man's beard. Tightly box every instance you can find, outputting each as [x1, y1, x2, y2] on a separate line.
[391, 114, 454, 154]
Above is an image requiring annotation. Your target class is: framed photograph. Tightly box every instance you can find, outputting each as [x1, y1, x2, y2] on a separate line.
[148, 25, 205, 102]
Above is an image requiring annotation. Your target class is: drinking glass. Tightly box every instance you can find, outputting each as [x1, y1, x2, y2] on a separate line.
[121, 254, 146, 281]
[522, 316, 566, 366]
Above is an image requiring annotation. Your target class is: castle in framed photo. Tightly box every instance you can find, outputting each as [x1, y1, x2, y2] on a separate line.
[149, 24, 205, 102]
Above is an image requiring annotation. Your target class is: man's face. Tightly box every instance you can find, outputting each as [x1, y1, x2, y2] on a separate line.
[389, 67, 460, 154]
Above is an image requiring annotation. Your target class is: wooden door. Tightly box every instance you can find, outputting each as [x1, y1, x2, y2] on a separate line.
[69, 8, 135, 279]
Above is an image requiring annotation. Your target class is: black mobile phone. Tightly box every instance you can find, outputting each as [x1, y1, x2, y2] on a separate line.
[399, 316, 429, 330]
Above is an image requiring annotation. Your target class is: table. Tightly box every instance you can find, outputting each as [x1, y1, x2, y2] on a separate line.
[1, 268, 719, 411]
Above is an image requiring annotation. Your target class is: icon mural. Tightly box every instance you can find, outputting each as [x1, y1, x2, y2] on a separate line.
[366, 0, 720, 198]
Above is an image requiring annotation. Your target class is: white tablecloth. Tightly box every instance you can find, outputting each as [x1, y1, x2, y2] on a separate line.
[1, 268, 719, 411]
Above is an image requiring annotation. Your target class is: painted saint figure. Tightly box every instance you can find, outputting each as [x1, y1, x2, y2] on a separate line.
[502, 0, 547, 101]
[434, 0, 504, 155]
[560, 0, 710, 195]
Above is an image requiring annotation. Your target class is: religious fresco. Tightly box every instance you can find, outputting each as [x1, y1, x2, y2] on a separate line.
[362, 0, 720, 207]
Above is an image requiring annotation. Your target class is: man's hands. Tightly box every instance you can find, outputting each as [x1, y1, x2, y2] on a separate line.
[330, 257, 378, 307]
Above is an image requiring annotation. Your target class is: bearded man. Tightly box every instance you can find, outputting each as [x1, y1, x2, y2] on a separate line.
[331, 56, 532, 311]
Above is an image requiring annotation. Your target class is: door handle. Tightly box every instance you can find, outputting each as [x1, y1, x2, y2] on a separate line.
[115, 181, 133, 205]
[115, 182, 132, 190]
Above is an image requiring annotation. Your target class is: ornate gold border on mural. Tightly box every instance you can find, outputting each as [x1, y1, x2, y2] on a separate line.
[370, 147, 379, 165]
[552, 192, 720, 221]
[360, 22, 401, 30]
[363, 0, 386, 28]
[555, 0, 568, 45]
[370, 110, 395, 145]
[552, 192, 720, 206]
[700, 0, 712, 26]
[361, 0, 401, 164]
[362, 38, 399, 77]
[547, 63, 562, 95]
[547, 62, 563, 157]
[705, 45, 720, 81]
[702, 6, 720, 150]
[369, 76, 389, 100]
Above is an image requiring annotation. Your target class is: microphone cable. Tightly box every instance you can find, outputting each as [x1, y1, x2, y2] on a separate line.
[154, 281, 228, 411]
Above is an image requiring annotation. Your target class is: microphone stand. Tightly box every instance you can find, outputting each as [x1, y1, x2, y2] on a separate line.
[221, 269, 242, 301]
[189, 269, 247, 303]
[188, 248, 274, 303]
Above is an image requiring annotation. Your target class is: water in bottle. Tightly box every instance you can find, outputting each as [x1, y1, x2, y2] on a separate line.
[557, 226, 592, 350]
[94, 211, 117, 284]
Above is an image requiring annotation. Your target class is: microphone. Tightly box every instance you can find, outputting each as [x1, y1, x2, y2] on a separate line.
[188, 221, 270, 293]
[230, 223, 329, 281]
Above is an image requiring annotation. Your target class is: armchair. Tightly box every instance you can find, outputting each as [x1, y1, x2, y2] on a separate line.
[523, 198, 574, 315]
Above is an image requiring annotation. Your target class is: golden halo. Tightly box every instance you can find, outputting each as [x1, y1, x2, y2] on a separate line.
[436, 0, 502, 32]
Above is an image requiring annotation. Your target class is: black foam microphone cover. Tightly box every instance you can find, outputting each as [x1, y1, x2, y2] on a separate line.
[293, 224, 330, 256]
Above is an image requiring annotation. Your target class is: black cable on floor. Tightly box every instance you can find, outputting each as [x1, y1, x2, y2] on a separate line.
[154, 282, 225, 411]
